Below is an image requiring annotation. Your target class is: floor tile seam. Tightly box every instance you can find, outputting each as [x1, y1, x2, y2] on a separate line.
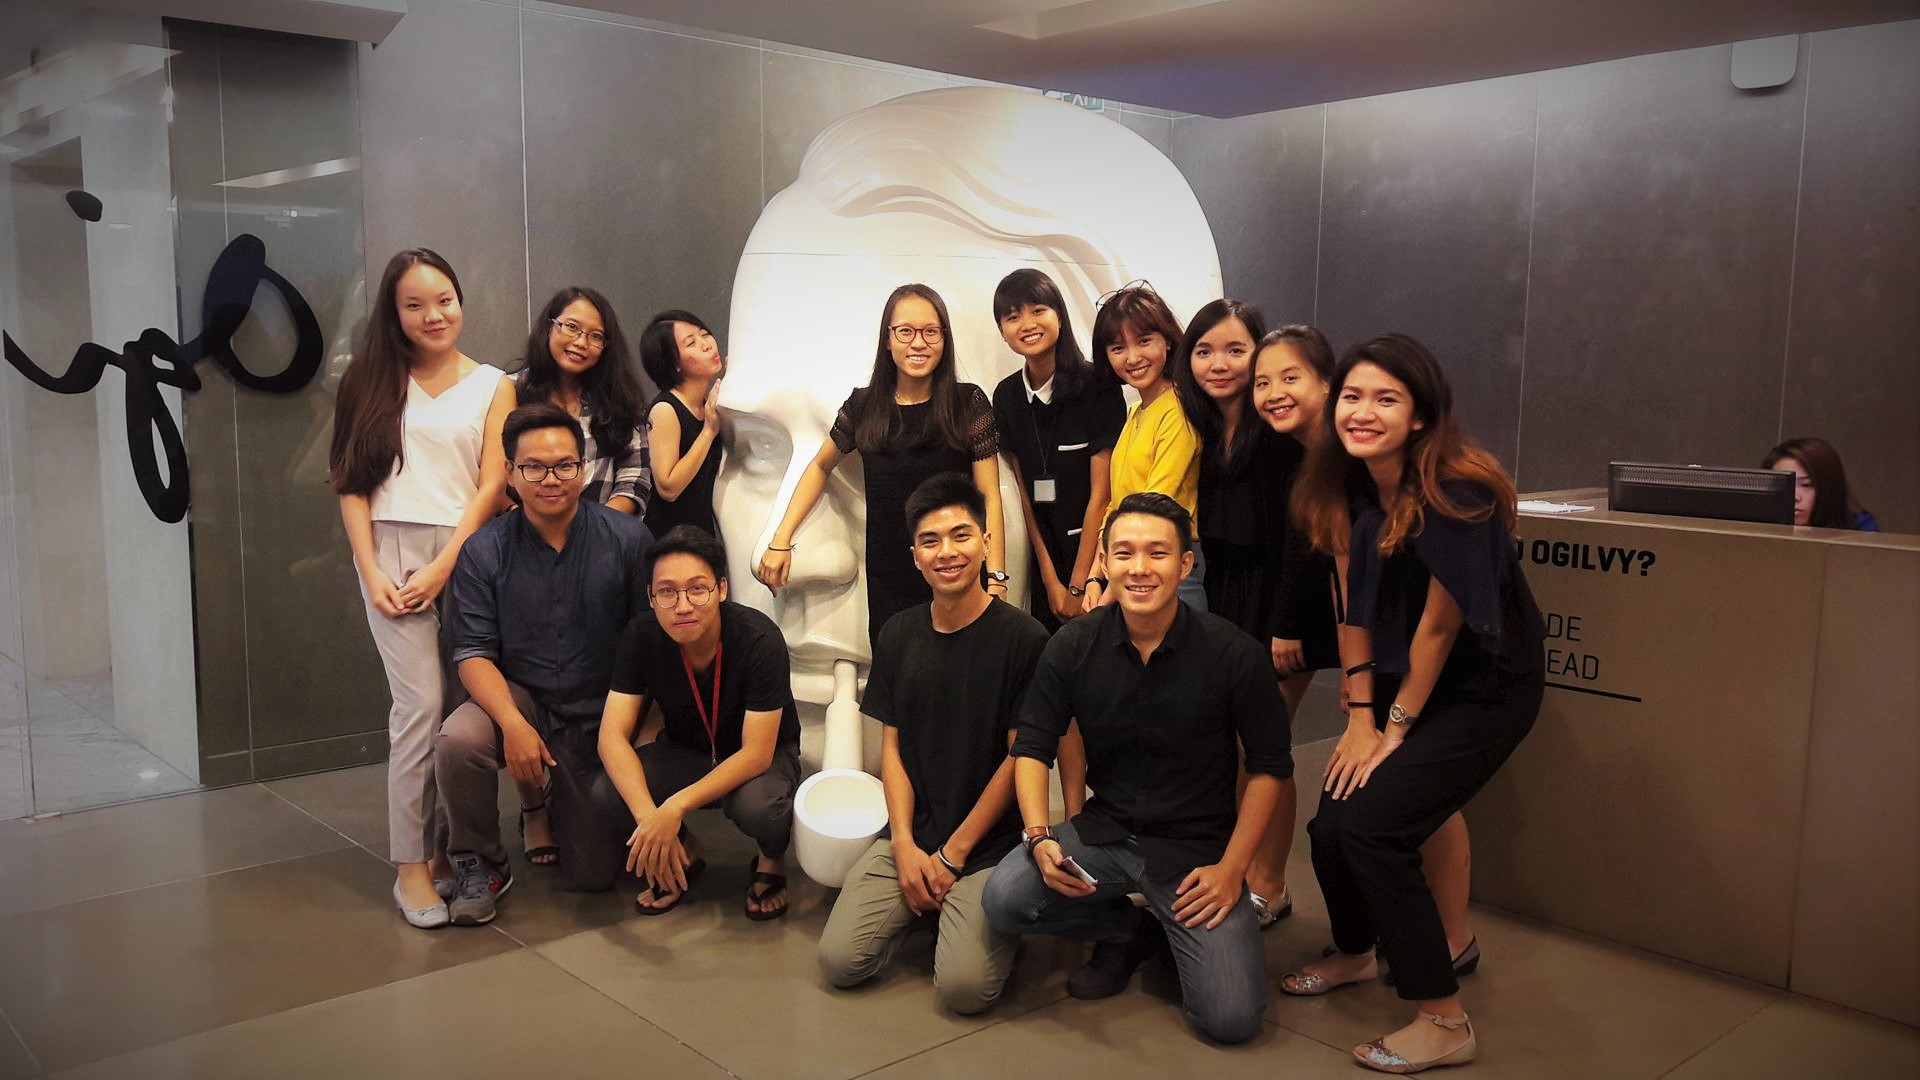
[513, 946, 740, 1077]
[41, 948, 539, 1076]
[841, 990, 1076, 1080]
[1651, 996, 1789, 1080]
[0, 1002, 43, 1077]
[2, 827, 364, 918]
[258, 779, 365, 848]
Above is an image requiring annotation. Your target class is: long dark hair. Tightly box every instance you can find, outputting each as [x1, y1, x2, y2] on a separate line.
[1174, 298, 1267, 477]
[1764, 436, 1868, 529]
[330, 248, 462, 496]
[516, 286, 644, 457]
[992, 268, 1092, 400]
[637, 309, 717, 393]
[1292, 333, 1517, 555]
[848, 284, 970, 454]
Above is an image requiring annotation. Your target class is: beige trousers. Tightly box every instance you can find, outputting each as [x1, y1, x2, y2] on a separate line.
[361, 521, 456, 864]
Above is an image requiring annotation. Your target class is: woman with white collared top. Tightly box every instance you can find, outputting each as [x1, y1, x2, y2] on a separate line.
[329, 248, 514, 929]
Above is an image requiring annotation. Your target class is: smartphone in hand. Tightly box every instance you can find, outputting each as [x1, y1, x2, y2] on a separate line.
[1056, 855, 1099, 887]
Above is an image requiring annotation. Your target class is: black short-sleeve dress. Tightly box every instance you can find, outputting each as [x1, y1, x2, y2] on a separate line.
[830, 384, 999, 649]
[1198, 427, 1340, 669]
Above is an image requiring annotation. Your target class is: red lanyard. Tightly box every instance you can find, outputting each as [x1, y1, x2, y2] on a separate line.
[680, 641, 724, 763]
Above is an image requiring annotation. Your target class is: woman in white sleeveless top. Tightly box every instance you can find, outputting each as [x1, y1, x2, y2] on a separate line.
[329, 249, 513, 928]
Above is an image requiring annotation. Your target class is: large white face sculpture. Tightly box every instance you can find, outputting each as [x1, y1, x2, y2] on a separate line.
[717, 87, 1222, 755]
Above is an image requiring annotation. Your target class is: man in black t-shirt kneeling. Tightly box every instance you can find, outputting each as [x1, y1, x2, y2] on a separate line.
[592, 526, 803, 919]
[816, 472, 1049, 1015]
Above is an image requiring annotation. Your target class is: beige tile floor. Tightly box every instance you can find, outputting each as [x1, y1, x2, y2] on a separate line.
[2, 747, 1913, 1080]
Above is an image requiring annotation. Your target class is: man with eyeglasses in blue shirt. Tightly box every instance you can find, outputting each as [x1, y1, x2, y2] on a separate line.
[434, 402, 653, 926]
[595, 524, 803, 920]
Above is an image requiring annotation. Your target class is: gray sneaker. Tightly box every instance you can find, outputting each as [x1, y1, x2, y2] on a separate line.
[447, 852, 513, 926]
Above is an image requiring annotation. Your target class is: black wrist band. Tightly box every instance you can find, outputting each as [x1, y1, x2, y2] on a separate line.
[1345, 661, 1376, 676]
[935, 847, 963, 873]
[1347, 700, 1374, 710]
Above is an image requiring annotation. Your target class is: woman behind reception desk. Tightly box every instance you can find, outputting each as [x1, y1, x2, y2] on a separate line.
[1763, 436, 1879, 531]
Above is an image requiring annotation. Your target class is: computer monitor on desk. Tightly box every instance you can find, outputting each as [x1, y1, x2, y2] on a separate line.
[1608, 462, 1794, 525]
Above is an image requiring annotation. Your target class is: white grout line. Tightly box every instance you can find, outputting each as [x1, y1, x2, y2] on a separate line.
[1776, 36, 1813, 444]
[1513, 75, 1543, 484]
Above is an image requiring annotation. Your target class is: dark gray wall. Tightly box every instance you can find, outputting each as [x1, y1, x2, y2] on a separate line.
[1170, 21, 1920, 532]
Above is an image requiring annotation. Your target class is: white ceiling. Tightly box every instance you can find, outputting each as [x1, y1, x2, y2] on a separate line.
[568, 0, 1920, 117]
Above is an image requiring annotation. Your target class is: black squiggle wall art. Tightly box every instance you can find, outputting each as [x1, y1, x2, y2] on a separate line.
[2, 190, 323, 523]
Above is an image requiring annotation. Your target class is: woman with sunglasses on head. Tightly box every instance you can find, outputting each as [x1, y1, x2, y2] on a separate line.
[1254, 326, 1480, 981]
[640, 310, 727, 541]
[1079, 282, 1208, 613]
[1279, 333, 1544, 1075]
[506, 286, 649, 868]
[330, 248, 514, 928]
[756, 284, 1007, 649]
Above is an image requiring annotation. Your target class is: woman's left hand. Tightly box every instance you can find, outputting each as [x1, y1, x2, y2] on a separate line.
[1353, 733, 1406, 791]
[395, 560, 451, 612]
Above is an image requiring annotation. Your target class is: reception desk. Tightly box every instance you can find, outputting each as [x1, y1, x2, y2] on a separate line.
[1469, 491, 1919, 1026]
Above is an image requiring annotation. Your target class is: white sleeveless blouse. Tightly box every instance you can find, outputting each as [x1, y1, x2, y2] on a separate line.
[369, 363, 505, 526]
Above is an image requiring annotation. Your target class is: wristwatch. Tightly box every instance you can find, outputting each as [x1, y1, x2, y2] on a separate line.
[1066, 583, 1085, 597]
[1388, 703, 1417, 729]
[984, 570, 1010, 590]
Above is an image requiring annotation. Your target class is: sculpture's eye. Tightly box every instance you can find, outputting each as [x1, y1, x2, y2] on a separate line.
[727, 412, 793, 479]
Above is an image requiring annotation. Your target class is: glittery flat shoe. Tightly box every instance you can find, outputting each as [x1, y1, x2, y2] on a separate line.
[1279, 951, 1377, 995]
[1354, 1012, 1477, 1074]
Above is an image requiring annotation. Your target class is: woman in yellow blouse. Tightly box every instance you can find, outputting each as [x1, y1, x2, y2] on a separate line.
[1079, 284, 1209, 612]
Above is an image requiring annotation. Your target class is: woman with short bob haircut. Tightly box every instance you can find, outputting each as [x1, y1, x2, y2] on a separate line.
[639, 309, 727, 540]
[1280, 333, 1545, 1075]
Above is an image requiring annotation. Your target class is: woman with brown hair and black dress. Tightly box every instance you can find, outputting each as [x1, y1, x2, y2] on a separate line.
[755, 284, 1007, 649]
[640, 310, 726, 540]
[1278, 333, 1544, 1075]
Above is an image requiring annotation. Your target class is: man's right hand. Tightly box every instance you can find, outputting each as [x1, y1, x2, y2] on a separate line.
[1045, 580, 1079, 623]
[1031, 837, 1097, 898]
[894, 842, 942, 914]
[503, 718, 555, 786]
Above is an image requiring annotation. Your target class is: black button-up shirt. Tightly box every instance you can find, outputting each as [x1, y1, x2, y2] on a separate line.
[449, 501, 653, 733]
[1013, 602, 1290, 880]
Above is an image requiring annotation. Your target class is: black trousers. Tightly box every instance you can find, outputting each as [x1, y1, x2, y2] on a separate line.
[550, 737, 801, 893]
[1308, 672, 1542, 1001]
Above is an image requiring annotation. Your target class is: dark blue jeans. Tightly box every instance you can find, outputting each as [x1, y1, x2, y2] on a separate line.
[982, 820, 1266, 1043]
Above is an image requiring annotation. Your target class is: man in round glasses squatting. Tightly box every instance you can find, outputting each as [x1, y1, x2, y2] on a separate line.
[593, 523, 804, 920]
[434, 402, 655, 925]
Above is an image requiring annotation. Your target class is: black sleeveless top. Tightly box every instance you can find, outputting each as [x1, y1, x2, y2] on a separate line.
[643, 389, 722, 541]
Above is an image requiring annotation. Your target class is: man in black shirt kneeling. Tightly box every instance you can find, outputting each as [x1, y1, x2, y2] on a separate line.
[594, 525, 803, 919]
[982, 492, 1290, 1043]
[816, 472, 1049, 1014]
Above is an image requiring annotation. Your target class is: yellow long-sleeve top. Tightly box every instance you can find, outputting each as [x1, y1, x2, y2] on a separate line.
[1106, 387, 1201, 522]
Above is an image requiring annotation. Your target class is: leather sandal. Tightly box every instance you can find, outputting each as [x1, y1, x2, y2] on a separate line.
[744, 858, 789, 921]
[519, 802, 561, 868]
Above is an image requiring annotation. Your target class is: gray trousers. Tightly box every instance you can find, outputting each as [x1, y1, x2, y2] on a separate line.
[817, 838, 1018, 1015]
[360, 521, 455, 864]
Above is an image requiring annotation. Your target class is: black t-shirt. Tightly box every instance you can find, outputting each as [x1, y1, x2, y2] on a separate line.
[608, 601, 800, 758]
[862, 599, 1049, 874]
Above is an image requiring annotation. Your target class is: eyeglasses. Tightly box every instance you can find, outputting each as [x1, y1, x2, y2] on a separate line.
[1094, 279, 1156, 308]
[650, 583, 716, 609]
[514, 460, 583, 482]
[889, 324, 944, 345]
[550, 318, 608, 349]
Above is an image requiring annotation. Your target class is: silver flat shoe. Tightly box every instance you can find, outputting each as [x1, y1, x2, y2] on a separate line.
[394, 881, 450, 929]
[1280, 952, 1378, 996]
[1354, 1012, 1477, 1074]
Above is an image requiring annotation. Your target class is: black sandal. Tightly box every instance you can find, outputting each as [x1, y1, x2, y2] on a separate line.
[744, 858, 788, 922]
[634, 857, 707, 916]
[519, 802, 561, 869]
